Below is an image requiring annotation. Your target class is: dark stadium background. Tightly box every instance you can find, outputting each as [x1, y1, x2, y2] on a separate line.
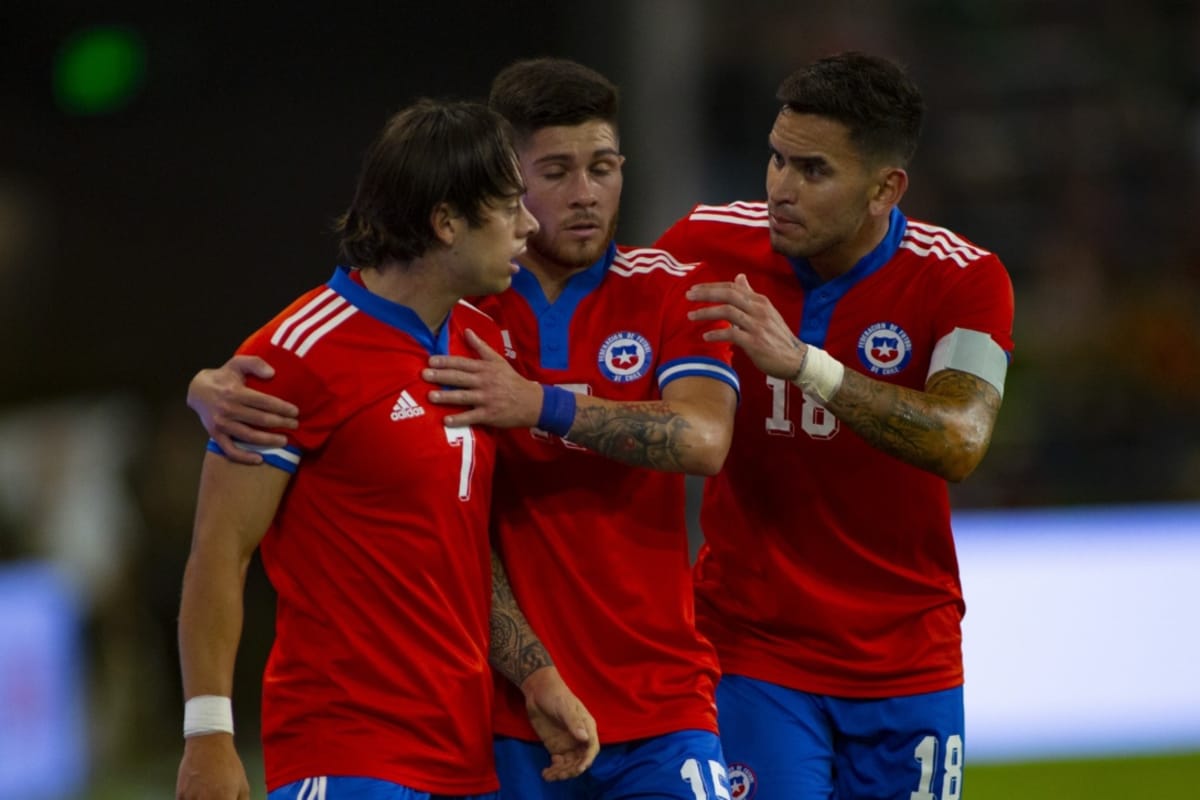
[0, 2, 1196, 797]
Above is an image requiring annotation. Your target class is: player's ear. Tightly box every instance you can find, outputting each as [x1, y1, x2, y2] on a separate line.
[430, 202, 462, 246]
[869, 167, 908, 216]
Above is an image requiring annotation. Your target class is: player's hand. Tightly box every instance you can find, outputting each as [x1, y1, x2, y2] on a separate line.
[187, 355, 299, 464]
[176, 733, 250, 800]
[520, 666, 600, 781]
[423, 329, 543, 429]
[687, 273, 807, 380]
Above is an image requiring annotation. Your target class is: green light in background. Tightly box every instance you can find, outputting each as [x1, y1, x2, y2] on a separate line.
[53, 25, 146, 115]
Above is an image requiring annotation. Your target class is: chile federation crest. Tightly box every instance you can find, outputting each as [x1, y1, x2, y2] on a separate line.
[856, 321, 913, 376]
[597, 331, 652, 383]
[728, 763, 757, 799]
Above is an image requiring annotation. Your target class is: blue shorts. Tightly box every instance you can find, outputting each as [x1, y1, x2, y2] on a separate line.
[717, 674, 964, 800]
[268, 776, 500, 800]
[494, 729, 730, 799]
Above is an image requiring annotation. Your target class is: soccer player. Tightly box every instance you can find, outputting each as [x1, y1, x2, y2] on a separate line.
[187, 60, 741, 800]
[175, 99, 597, 800]
[657, 52, 1015, 799]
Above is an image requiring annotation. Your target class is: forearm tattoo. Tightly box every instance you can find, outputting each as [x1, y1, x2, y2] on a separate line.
[569, 401, 691, 471]
[828, 369, 1001, 478]
[489, 550, 553, 686]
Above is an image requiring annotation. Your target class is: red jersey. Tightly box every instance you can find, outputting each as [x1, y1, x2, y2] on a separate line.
[221, 267, 501, 794]
[475, 243, 740, 743]
[656, 203, 1015, 698]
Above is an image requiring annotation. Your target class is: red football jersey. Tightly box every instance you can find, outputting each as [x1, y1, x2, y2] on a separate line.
[476, 244, 740, 743]
[223, 267, 501, 794]
[656, 203, 1015, 697]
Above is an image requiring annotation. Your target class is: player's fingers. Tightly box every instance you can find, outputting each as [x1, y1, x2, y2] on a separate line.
[426, 388, 478, 407]
[687, 304, 738, 323]
[443, 410, 485, 428]
[464, 329, 505, 361]
[223, 405, 297, 431]
[426, 354, 483, 371]
[236, 389, 299, 420]
[227, 354, 276, 380]
[213, 434, 264, 466]
[686, 283, 747, 305]
[701, 327, 736, 343]
[541, 751, 587, 781]
[218, 420, 289, 447]
[422, 367, 478, 389]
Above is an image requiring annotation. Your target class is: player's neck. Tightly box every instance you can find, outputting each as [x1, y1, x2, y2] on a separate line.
[514, 248, 592, 304]
[808, 211, 892, 282]
[359, 263, 456, 332]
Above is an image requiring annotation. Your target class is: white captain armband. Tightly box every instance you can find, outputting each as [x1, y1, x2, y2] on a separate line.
[928, 327, 1009, 397]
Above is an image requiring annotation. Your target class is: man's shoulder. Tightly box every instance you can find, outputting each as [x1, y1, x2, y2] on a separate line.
[656, 201, 773, 265]
[609, 244, 703, 280]
[898, 218, 1003, 271]
[680, 200, 770, 229]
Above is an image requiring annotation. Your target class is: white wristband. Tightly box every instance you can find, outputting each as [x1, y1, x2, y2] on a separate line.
[184, 695, 234, 737]
[791, 345, 845, 404]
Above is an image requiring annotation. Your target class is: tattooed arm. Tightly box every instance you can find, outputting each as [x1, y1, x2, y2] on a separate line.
[826, 367, 1001, 482]
[564, 376, 736, 475]
[424, 331, 737, 476]
[489, 548, 554, 685]
[490, 549, 600, 781]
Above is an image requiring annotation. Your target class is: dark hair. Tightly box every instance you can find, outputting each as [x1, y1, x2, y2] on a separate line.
[336, 99, 523, 266]
[776, 52, 925, 168]
[488, 57, 619, 143]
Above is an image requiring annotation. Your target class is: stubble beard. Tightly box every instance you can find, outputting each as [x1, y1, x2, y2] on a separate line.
[531, 213, 620, 271]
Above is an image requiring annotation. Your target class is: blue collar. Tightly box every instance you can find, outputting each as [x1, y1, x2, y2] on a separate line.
[510, 241, 615, 313]
[510, 242, 616, 370]
[788, 207, 908, 290]
[328, 265, 450, 355]
[787, 208, 908, 349]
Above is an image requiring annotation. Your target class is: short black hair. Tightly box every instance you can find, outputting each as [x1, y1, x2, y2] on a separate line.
[776, 51, 924, 167]
[336, 99, 523, 266]
[488, 57, 619, 144]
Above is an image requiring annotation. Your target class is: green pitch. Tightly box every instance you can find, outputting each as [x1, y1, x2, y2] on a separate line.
[966, 751, 1200, 800]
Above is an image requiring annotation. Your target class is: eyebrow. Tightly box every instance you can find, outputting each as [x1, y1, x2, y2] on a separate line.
[531, 148, 622, 166]
[769, 138, 828, 169]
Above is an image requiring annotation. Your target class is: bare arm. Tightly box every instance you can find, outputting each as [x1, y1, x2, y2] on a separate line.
[827, 367, 1000, 482]
[688, 273, 1002, 482]
[176, 454, 289, 800]
[187, 355, 299, 465]
[489, 548, 554, 685]
[490, 549, 599, 781]
[423, 330, 737, 475]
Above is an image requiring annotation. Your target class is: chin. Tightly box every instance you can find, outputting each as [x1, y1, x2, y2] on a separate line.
[768, 232, 809, 260]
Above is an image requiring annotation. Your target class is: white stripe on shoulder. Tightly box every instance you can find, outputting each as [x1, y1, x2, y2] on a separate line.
[295, 305, 357, 357]
[902, 222, 991, 268]
[687, 201, 770, 228]
[269, 290, 358, 357]
[271, 289, 337, 347]
[610, 249, 696, 278]
[906, 220, 990, 257]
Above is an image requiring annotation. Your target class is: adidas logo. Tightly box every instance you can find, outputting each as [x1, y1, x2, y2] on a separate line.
[390, 390, 425, 421]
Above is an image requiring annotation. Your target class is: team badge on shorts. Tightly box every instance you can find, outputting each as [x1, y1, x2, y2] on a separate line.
[597, 331, 652, 383]
[727, 763, 757, 799]
[857, 321, 913, 376]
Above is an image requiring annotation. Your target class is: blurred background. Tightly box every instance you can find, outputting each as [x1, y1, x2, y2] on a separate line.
[1, 1, 1197, 797]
